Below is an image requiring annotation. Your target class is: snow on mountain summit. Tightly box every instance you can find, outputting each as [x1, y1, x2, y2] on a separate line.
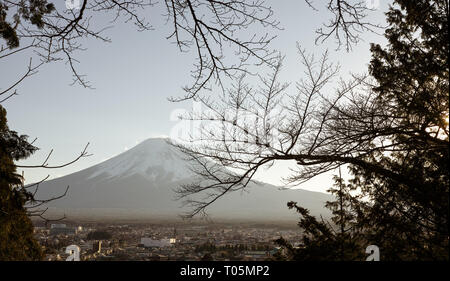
[87, 138, 193, 181]
[35, 137, 333, 220]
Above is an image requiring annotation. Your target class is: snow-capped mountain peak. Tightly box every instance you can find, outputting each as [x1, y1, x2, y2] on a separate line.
[36, 137, 332, 221]
[87, 138, 192, 182]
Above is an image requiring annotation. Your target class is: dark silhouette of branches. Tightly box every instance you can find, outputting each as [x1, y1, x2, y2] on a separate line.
[23, 173, 69, 224]
[1, 0, 154, 91]
[1, 1, 149, 218]
[306, 0, 383, 51]
[15, 142, 92, 223]
[172, 44, 448, 218]
[16, 142, 91, 169]
[1, 0, 279, 222]
[0, 58, 43, 104]
[1, 0, 381, 102]
[164, 0, 281, 100]
[1, 0, 281, 98]
[163, 0, 380, 100]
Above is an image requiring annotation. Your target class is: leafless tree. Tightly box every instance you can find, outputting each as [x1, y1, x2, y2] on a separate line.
[163, 0, 381, 99]
[20, 174, 69, 224]
[306, 0, 383, 51]
[17, 142, 92, 223]
[172, 45, 449, 218]
[163, 0, 281, 100]
[1, 0, 379, 102]
[1, 0, 381, 220]
[0, 0, 155, 91]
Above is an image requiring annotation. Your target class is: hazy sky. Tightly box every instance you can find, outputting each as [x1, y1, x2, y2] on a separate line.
[1, 0, 389, 192]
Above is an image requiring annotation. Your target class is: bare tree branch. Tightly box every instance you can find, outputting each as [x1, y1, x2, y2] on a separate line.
[307, 0, 384, 51]
[172, 46, 449, 217]
[17, 142, 91, 169]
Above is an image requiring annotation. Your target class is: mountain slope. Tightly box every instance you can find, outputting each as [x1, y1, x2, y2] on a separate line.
[33, 138, 332, 221]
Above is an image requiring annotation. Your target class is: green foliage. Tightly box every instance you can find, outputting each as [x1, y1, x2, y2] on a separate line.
[276, 175, 366, 261]
[280, 0, 448, 261]
[0, 105, 42, 260]
[0, 0, 55, 48]
[362, 0, 449, 260]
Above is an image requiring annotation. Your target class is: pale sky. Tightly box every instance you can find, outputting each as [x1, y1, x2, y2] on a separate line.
[1, 0, 390, 192]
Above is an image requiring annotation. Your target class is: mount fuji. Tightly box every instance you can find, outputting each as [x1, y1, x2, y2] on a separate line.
[33, 138, 332, 221]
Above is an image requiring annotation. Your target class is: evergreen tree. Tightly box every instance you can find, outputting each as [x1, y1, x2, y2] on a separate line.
[279, 0, 448, 261]
[0, 0, 55, 48]
[0, 105, 43, 260]
[276, 172, 366, 261]
[360, 0, 448, 260]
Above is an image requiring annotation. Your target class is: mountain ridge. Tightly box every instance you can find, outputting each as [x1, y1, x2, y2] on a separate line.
[33, 138, 332, 221]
